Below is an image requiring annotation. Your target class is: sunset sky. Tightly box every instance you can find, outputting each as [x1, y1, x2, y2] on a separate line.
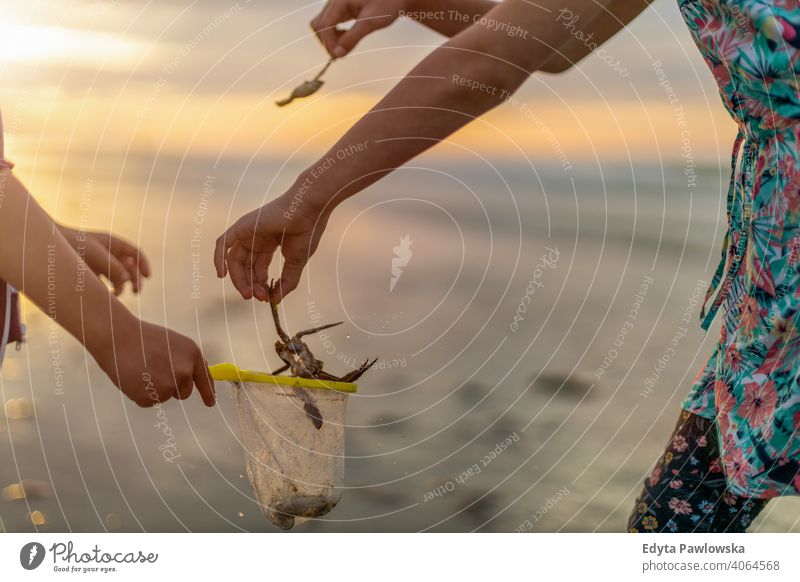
[1, 0, 739, 169]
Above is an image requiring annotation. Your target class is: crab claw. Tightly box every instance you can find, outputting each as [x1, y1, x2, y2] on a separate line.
[340, 357, 378, 383]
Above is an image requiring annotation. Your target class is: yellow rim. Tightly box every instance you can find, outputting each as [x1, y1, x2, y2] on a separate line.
[208, 363, 357, 393]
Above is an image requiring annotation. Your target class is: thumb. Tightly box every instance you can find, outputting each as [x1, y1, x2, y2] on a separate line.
[275, 256, 308, 303]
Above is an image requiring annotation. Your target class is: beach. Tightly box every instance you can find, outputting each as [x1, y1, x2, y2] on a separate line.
[1, 152, 799, 532]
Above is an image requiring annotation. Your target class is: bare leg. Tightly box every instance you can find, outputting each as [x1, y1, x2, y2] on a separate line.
[340, 357, 378, 383]
[296, 321, 343, 338]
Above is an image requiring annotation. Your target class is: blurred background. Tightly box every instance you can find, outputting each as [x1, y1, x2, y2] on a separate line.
[1, 0, 799, 532]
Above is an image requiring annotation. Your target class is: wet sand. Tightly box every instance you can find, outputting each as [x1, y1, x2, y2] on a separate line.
[1, 154, 798, 532]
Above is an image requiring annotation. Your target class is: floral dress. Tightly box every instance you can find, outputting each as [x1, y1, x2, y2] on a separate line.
[679, 0, 800, 499]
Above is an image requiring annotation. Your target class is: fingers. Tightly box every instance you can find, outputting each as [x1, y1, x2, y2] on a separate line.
[311, 2, 346, 57]
[105, 255, 131, 296]
[231, 247, 272, 301]
[227, 243, 256, 300]
[252, 252, 273, 301]
[134, 360, 214, 409]
[123, 257, 142, 293]
[275, 256, 308, 303]
[217, 207, 314, 301]
[139, 357, 214, 408]
[335, 17, 384, 56]
[214, 227, 235, 277]
[133, 384, 170, 408]
[175, 375, 194, 401]
[194, 356, 216, 407]
[107, 235, 151, 293]
[135, 247, 152, 278]
[216, 218, 278, 300]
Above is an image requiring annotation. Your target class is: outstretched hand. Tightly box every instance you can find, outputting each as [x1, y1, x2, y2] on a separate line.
[311, 0, 409, 58]
[214, 193, 330, 303]
[58, 225, 151, 296]
[93, 316, 216, 408]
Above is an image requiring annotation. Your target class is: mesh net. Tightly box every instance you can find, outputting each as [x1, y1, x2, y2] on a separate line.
[233, 380, 349, 530]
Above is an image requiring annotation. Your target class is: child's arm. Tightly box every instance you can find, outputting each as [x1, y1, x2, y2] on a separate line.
[311, 0, 497, 58]
[217, 0, 651, 302]
[311, 0, 651, 72]
[0, 170, 215, 407]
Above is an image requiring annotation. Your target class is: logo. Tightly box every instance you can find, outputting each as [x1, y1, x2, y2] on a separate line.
[390, 234, 413, 293]
[20, 542, 46, 570]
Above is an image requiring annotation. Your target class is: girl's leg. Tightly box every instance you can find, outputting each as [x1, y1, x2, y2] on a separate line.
[627, 409, 768, 532]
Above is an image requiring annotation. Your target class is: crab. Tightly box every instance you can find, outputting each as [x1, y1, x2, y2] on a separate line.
[275, 59, 333, 107]
[266, 281, 376, 430]
[268, 284, 377, 383]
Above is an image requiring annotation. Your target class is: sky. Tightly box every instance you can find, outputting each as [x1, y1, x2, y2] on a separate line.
[0, 0, 740, 168]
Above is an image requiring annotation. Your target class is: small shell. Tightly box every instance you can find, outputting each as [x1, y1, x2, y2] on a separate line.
[292, 79, 324, 99]
[275, 59, 332, 107]
[275, 80, 324, 107]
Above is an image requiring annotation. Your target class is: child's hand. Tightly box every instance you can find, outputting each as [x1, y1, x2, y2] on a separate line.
[92, 314, 215, 408]
[58, 225, 151, 295]
[214, 192, 329, 303]
[311, 0, 408, 58]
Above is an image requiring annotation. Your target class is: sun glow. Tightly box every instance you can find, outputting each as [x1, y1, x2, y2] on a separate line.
[0, 19, 146, 67]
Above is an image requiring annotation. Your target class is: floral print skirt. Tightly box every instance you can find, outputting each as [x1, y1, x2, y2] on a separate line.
[628, 409, 767, 533]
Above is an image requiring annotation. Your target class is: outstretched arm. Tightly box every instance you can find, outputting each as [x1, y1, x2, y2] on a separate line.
[0, 172, 132, 357]
[217, 0, 652, 301]
[539, 0, 654, 72]
[311, 0, 652, 72]
[0, 171, 215, 407]
[407, 0, 500, 37]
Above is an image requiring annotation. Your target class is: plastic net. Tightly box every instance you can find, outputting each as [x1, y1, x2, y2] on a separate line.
[211, 365, 354, 530]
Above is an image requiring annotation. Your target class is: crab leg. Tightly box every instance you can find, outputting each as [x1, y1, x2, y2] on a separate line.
[296, 321, 343, 338]
[315, 370, 344, 382]
[269, 301, 291, 343]
[270, 363, 290, 375]
[340, 357, 378, 383]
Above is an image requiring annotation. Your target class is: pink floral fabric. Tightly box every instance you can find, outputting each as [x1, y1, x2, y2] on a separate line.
[629, 410, 767, 532]
[680, 0, 800, 498]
